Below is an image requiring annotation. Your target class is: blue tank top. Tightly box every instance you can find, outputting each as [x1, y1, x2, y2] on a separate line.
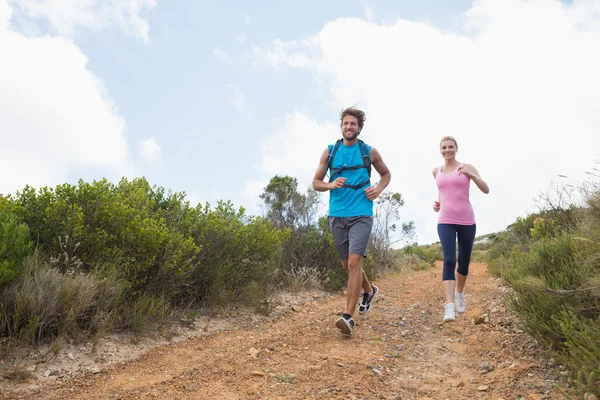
[328, 141, 373, 217]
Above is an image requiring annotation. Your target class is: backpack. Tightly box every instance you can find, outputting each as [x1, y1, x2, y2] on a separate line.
[326, 139, 372, 190]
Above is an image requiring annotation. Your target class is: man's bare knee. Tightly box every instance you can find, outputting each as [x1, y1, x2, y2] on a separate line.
[348, 254, 363, 270]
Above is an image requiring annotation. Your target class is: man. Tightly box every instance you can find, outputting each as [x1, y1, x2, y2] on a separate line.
[312, 107, 391, 336]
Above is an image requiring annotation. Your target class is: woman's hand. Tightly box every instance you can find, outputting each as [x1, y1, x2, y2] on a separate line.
[458, 164, 478, 178]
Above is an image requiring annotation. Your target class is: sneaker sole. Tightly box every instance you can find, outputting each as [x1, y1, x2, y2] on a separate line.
[335, 318, 352, 336]
[456, 307, 466, 313]
[443, 317, 457, 323]
[358, 286, 379, 315]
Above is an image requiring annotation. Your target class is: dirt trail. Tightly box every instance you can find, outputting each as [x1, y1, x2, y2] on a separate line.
[2, 263, 568, 400]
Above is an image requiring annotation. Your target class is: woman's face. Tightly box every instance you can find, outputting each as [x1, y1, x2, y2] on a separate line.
[440, 140, 457, 160]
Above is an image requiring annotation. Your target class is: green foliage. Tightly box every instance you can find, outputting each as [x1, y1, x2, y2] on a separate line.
[0, 211, 33, 288]
[259, 176, 342, 290]
[401, 243, 441, 268]
[487, 256, 511, 276]
[485, 174, 600, 397]
[557, 311, 600, 397]
[116, 295, 172, 335]
[0, 172, 406, 346]
[259, 175, 318, 228]
[11, 178, 200, 294]
[0, 258, 125, 343]
[370, 191, 415, 275]
[0, 178, 290, 343]
[188, 201, 288, 306]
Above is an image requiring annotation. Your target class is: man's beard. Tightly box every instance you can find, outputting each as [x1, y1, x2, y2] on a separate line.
[343, 130, 359, 140]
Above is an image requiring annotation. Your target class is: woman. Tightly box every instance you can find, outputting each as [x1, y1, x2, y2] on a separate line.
[432, 136, 489, 323]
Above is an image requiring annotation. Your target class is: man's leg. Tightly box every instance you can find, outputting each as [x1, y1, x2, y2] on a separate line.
[330, 217, 355, 335]
[340, 259, 372, 293]
[345, 253, 365, 315]
[348, 216, 377, 316]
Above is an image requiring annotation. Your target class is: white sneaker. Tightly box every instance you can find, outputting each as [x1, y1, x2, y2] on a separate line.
[455, 291, 466, 313]
[443, 303, 457, 323]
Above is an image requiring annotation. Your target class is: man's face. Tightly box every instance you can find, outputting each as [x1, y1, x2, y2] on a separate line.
[341, 115, 360, 141]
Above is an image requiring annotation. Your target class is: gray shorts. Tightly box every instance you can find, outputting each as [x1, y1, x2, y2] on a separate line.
[328, 216, 374, 260]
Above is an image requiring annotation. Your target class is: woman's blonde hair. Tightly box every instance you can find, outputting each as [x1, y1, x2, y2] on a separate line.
[439, 135, 458, 147]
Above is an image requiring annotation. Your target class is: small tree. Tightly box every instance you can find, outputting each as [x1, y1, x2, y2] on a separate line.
[259, 175, 319, 229]
[370, 191, 415, 271]
[260, 175, 340, 289]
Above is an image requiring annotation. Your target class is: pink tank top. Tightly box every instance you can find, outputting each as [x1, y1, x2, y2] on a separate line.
[436, 163, 475, 225]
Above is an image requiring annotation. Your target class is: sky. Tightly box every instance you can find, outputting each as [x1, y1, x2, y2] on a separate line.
[1, 0, 599, 245]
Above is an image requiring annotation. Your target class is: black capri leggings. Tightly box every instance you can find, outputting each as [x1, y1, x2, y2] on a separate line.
[437, 223, 476, 281]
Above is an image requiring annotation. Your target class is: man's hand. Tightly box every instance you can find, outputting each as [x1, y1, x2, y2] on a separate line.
[364, 186, 381, 201]
[329, 177, 347, 190]
[433, 201, 440, 212]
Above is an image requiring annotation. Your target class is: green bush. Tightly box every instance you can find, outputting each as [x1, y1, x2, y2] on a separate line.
[557, 310, 600, 397]
[396, 254, 429, 271]
[116, 294, 172, 335]
[504, 235, 592, 348]
[0, 211, 33, 288]
[0, 172, 405, 345]
[491, 197, 599, 398]
[187, 201, 288, 306]
[487, 255, 510, 276]
[401, 243, 440, 268]
[0, 258, 125, 343]
[11, 179, 200, 296]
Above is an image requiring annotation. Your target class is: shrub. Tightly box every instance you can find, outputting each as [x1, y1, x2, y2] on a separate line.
[0, 258, 125, 343]
[11, 179, 200, 297]
[557, 310, 600, 397]
[187, 202, 288, 306]
[115, 294, 172, 335]
[396, 254, 429, 271]
[401, 243, 439, 268]
[0, 211, 33, 288]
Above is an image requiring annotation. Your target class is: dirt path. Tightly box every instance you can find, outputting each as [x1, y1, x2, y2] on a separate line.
[2, 263, 568, 400]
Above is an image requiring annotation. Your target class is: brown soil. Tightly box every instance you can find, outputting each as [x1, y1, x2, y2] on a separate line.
[1, 263, 571, 399]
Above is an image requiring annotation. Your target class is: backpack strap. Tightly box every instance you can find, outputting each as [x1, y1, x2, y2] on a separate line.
[326, 139, 342, 178]
[325, 139, 371, 190]
[357, 139, 372, 178]
[327, 139, 372, 190]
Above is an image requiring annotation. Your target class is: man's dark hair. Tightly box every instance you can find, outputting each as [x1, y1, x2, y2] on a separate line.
[340, 107, 366, 131]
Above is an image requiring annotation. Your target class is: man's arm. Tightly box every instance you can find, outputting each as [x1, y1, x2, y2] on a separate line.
[313, 148, 346, 192]
[364, 147, 391, 200]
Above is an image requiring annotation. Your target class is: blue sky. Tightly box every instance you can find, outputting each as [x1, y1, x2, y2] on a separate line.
[65, 0, 474, 199]
[1, 0, 599, 245]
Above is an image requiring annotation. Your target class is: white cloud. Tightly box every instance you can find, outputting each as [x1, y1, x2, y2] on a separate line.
[8, 0, 156, 42]
[139, 137, 162, 163]
[0, 0, 133, 195]
[251, 0, 600, 244]
[229, 84, 252, 120]
[243, 111, 338, 215]
[252, 39, 313, 68]
[235, 32, 245, 45]
[363, 1, 374, 22]
[212, 46, 231, 63]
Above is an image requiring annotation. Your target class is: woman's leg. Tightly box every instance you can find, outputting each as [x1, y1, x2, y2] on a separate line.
[456, 223, 477, 292]
[437, 224, 458, 304]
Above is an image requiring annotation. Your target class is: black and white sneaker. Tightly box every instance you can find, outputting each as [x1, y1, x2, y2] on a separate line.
[358, 285, 379, 315]
[335, 314, 355, 336]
